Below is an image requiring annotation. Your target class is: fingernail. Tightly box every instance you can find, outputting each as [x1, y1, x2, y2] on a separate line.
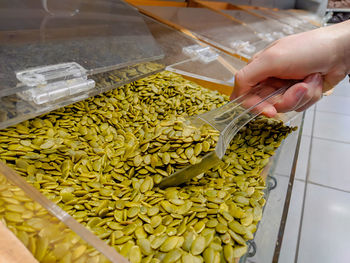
[262, 105, 277, 117]
[305, 73, 321, 84]
[295, 88, 307, 100]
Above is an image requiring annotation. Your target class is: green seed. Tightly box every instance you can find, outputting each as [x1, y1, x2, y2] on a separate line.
[150, 215, 162, 228]
[182, 232, 195, 252]
[137, 238, 153, 256]
[191, 236, 206, 255]
[228, 220, 246, 235]
[159, 236, 179, 253]
[4, 212, 22, 223]
[232, 245, 248, 258]
[181, 253, 196, 263]
[216, 223, 228, 234]
[206, 219, 218, 228]
[151, 234, 167, 249]
[129, 245, 142, 263]
[193, 221, 206, 234]
[163, 248, 182, 263]
[203, 247, 215, 263]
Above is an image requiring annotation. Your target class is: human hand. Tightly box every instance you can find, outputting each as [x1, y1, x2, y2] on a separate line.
[231, 20, 350, 117]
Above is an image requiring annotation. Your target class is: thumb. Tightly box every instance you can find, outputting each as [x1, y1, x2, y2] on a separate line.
[232, 55, 282, 99]
[274, 73, 322, 113]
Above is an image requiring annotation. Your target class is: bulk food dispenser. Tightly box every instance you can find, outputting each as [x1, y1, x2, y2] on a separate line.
[0, 0, 315, 262]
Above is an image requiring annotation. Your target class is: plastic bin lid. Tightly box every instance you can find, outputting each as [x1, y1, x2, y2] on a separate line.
[0, 0, 164, 98]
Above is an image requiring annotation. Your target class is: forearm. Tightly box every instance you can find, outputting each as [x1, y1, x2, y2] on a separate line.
[325, 20, 350, 74]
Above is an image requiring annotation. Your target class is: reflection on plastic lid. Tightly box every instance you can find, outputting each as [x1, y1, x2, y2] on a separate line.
[230, 40, 249, 50]
[182, 45, 219, 64]
[230, 40, 256, 54]
[272, 32, 285, 39]
[257, 33, 275, 42]
[282, 25, 294, 34]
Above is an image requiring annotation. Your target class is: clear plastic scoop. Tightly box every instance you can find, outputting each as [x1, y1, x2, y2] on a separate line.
[158, 79, 296, 188]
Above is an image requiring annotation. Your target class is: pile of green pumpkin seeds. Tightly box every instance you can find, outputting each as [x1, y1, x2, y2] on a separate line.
[0, 71, 295, 263]
[0, 173, 110, 263]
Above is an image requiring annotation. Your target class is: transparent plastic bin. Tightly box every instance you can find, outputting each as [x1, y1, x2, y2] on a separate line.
[221, 9, 298, 39]
[138, 5, 269, 59]
[245, 8, 317, 32]
[0, 0, 164, 130]
[0, 71, 303, 263]
[0, 162, 125, 263]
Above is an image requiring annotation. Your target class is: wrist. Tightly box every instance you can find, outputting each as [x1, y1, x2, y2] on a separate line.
[328, 20, 350, 74]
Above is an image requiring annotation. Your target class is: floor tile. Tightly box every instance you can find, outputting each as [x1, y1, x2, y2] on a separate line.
[316, 95, 350, 116]
[332, 76, 350, 98]
[274, 132, 310, 180]
[309, 138, 350, 191]
[297, 184, 350, 263]
[295, 135, 311, 181]
[313, 111, 350, 143]
[278, 180, 306, 263]
[302, 108, 314, 137]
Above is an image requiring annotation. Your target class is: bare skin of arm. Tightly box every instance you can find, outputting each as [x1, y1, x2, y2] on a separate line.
[231, 20, 350, 117]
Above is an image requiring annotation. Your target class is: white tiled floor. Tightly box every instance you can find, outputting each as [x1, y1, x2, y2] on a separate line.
[309, 138, 350, 191]
[313, 111, 350, 143]
[297, 184, 350, 263]
[279, 76, 350, 263]
[316, 95, 350, 116]
[331, 78, 350, 97]
[274, 134, 311, 180]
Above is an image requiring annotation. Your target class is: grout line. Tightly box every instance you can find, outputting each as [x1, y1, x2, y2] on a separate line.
[312, 135, 350, 145]
[275, 173, 303, 180]
[295, 178, 306, 183]
[274, 173, 289, 178]
[315, 109, 350, 117]
[314, 109, 350, 117]
[307, 181, 350, 194]
[275, 173, 307, 184]
[294, 106, 316, 263]
[276, 172, 309, 183]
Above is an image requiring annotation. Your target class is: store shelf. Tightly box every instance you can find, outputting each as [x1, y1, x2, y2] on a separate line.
[326, 8, 350, 12]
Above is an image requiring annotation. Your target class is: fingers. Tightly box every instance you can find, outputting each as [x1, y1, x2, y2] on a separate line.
[231, 73, 323, 119]
[232, 50, 283, 99]
[240, 93, 277, 117]
[295, 76, 323, 111]
[274, 73, 323, 113]
[273, 85, 308, 113]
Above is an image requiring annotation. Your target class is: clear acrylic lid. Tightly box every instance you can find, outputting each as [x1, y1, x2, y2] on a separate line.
[0, 9, 246, 129]
[221, 9, 299, 38]
[139, 6, 269, 59]
[144, 16, 246, 86]
[0, 0, 164, 98]
[245, 8, 317, 31]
